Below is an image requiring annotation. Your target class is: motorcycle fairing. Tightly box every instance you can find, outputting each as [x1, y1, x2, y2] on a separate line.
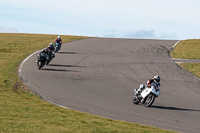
[141, 86, 160, 98]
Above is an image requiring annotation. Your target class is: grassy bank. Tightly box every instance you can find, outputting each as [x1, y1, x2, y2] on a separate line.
[0, 33, 176, 133]
[177, 63, 200, 78]
[170, 39, 200, 59]
[171, 39, 200, 78]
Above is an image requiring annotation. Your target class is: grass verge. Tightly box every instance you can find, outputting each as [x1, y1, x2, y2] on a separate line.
[170, 39, 200, 59]
[171, 39, 200, 78]
[177, 63, 200, 78]
[0, 33, 176, 133]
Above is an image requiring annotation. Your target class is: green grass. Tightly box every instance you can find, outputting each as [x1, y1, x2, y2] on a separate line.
[171, 39, 200, 78]
[177, 63, 200, 78]
[171, 39, 200, 59]
[0, 33, 177, 133]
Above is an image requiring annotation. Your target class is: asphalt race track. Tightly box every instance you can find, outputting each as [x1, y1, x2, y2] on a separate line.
[20, 38, 200, 133]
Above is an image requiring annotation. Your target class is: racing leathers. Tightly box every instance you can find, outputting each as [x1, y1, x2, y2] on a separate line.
[37, 49, 48, 61]
[54, 38, 62, 50]
[147, 78, 160, 92]
[47, 45, 55, 59]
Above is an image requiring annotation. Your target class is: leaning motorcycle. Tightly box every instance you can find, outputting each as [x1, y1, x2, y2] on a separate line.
[46, 52, 52, 65]
[46, 50, 55, 65]
[54, 42, 61, 53]
[133, 84, 160, 107]
[36, 53, 47, 70]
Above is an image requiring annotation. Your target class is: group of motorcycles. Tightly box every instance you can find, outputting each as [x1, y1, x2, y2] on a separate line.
[36, 42, 61, 70]
[36, 40, 160, 107]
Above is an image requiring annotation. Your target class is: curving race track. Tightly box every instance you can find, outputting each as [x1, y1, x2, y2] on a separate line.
[20, 38, 200, 133]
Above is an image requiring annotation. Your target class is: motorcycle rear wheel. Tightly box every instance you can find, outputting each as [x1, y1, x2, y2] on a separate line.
[144, 94, 155, 107]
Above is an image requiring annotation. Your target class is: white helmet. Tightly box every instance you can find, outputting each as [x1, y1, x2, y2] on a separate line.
[49, 42, 54, 47]
[154, 75, 160, 82]
[57, 36, 61, 39]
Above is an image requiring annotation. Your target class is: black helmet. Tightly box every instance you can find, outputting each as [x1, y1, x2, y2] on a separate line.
[42, 48, 46, 53]
[154, 75, 160, 82]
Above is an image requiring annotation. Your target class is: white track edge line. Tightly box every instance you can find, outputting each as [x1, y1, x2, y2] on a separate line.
[19, 49, 72, 110]
[172, 40, 180, 48]
[19, 49, 41, 74]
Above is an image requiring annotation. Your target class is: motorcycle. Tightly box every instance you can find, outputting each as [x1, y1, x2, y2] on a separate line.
[54, 42, 61, 53]
[133, 84, 160, 107]
[46, 51, 55, 65]
[36, 53, 47, 70]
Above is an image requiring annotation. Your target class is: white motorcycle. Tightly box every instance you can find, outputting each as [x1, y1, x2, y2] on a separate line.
[133, 84, 160, 107]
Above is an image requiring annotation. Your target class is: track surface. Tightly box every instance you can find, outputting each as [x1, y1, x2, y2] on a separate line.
[20, 38, 200, 133]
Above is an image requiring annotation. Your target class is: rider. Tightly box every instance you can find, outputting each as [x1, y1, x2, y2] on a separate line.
[147, 75, 160, 89]
[47, 42, 55, 58]
[136, 75, 160, 95]
[41, 48, 48, 55]
[37, 48, 48, 62]
[54, 36, 62, 50]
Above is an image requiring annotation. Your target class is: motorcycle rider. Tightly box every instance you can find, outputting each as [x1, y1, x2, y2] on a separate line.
[47, 42, 55, 58]
[41, 48, 48, 55]
[54, 36, 62, 50]
[147, 75, 160, 90]
[136, 75, 160, 96]
[37, 48, 48, 63]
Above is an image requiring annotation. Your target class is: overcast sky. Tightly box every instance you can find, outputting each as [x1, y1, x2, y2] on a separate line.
[1, 0, 200, 40]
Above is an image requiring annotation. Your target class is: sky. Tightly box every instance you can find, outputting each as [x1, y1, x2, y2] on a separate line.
[1, 0, 200, 40]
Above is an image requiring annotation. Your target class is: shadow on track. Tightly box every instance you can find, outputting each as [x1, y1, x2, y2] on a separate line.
[49, 64, 85, 68]
[57, 52, 82, 54]
[41, 68, 79, 72]
[151, 105, 200, 112]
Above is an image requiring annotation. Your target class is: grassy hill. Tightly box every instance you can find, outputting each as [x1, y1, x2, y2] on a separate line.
[0, 33, 176, 133]
[171, 39, 200, 78]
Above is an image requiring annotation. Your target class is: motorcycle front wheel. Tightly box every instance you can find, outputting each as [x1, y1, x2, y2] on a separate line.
[37, 61, 42, 70]
[46, 58, 51, 65]
[133, 96, 139, 104]
[144, 94, 155, 107]
[55, 46, 58, 53]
